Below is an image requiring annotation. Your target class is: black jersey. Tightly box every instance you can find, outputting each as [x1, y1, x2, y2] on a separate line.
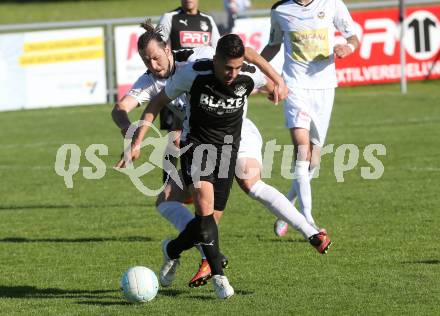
[164, 59, 266, 150]
[158, 7, 220, 50]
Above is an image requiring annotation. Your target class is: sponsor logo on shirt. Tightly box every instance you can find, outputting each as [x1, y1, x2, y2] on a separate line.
[234, 84, 247, 97]
[199, 93, 246, 115]
[180, 31, 211, 47]
[289, 28, 330, 62]
[200, 20, 209, 31]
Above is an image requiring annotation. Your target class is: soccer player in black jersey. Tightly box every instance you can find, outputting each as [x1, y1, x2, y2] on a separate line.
[115, 23, 331, 297]
[120, 34, 279, 299]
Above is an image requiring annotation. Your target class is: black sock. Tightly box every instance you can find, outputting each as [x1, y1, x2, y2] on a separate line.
[198, 214, 223, 276]
[167, 217, 199, 259]
[167, 214, 223, 276]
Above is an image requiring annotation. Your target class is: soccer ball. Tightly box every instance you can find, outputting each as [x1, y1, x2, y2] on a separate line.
[120, 266, 159, 303]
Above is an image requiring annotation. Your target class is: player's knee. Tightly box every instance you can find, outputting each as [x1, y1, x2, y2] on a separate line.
[296, 145, 311, 161]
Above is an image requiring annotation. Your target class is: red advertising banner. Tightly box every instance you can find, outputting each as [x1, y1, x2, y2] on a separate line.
[114, 5, 440, 99]
[336, 5, 440, 86]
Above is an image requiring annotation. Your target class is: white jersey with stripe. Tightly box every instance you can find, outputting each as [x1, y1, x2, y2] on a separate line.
[125, 46, 215, 118]
[269, 0, 356, 89]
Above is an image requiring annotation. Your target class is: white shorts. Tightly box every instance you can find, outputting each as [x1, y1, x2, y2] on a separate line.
[237, 118, 263, 166]
[284, 87, 335, 146]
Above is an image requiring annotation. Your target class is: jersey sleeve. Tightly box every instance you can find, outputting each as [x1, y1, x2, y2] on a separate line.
[125, 73, 156, 105]
[189, 46, 215, 61]
[249, 67, 267, 90]
[268, 10, 283, 46]
[208, 16, 221, 49]
[158, 13, 173, 43]
[164, 63, 196, 100]
[333, 0, 357, 38]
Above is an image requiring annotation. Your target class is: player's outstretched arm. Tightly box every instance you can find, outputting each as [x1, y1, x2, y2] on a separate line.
[334, 35, 360, 59]
[114, 90, 171, 168]
[135, 89, 171, 144]
[111, 95, 139, 137]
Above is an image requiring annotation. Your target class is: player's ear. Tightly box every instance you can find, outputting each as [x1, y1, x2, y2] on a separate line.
[164, 46, 171, 56]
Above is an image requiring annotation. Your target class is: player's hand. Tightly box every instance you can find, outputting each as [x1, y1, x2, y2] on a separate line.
[276, 80, 289, 101]
[114, 140, 141, 169]
[334, 44, 353, 59]
[268, 81, 289, 105]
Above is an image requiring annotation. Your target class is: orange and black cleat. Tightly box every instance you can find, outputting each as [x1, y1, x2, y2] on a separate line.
[309, 232, 332, 254]
[188, 259, 212, 288]
[188, 255, 230, 288]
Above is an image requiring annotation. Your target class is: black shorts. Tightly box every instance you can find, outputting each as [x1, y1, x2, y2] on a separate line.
[180, 141, 237, 211]
[159, 107, 183, 131]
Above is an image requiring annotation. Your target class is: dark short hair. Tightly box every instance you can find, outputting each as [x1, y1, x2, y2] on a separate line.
[137, 19, 166, 52]
[215, 34, 245, 59]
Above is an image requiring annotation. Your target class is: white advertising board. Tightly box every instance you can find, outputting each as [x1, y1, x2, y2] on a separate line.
[0, 27, 107, 111]
[114, 25, 146, 99]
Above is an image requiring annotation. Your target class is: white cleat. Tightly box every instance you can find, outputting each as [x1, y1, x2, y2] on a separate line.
[159, 239, 179, 287]
[212, 275, 234, 299]
[274, 219, 289, 237]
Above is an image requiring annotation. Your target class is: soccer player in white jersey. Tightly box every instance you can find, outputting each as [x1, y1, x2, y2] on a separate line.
[157, 0, 221, 184]
[261, 0, 359, 236]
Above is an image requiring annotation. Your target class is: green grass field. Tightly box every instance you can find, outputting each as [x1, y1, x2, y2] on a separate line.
[0, 81, 439, 315]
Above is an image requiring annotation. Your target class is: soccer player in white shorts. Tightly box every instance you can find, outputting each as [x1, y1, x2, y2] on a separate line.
[235, 119, 330, 259]
[261, 0, 359, 235]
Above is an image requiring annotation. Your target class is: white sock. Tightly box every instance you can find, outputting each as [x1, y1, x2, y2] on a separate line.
[249, 180, 318, 238]
[292, 160, 316, 227]
[287, 166, 316, 205]
[156, 201, 206, 258]
[156, 201, 193, 232]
